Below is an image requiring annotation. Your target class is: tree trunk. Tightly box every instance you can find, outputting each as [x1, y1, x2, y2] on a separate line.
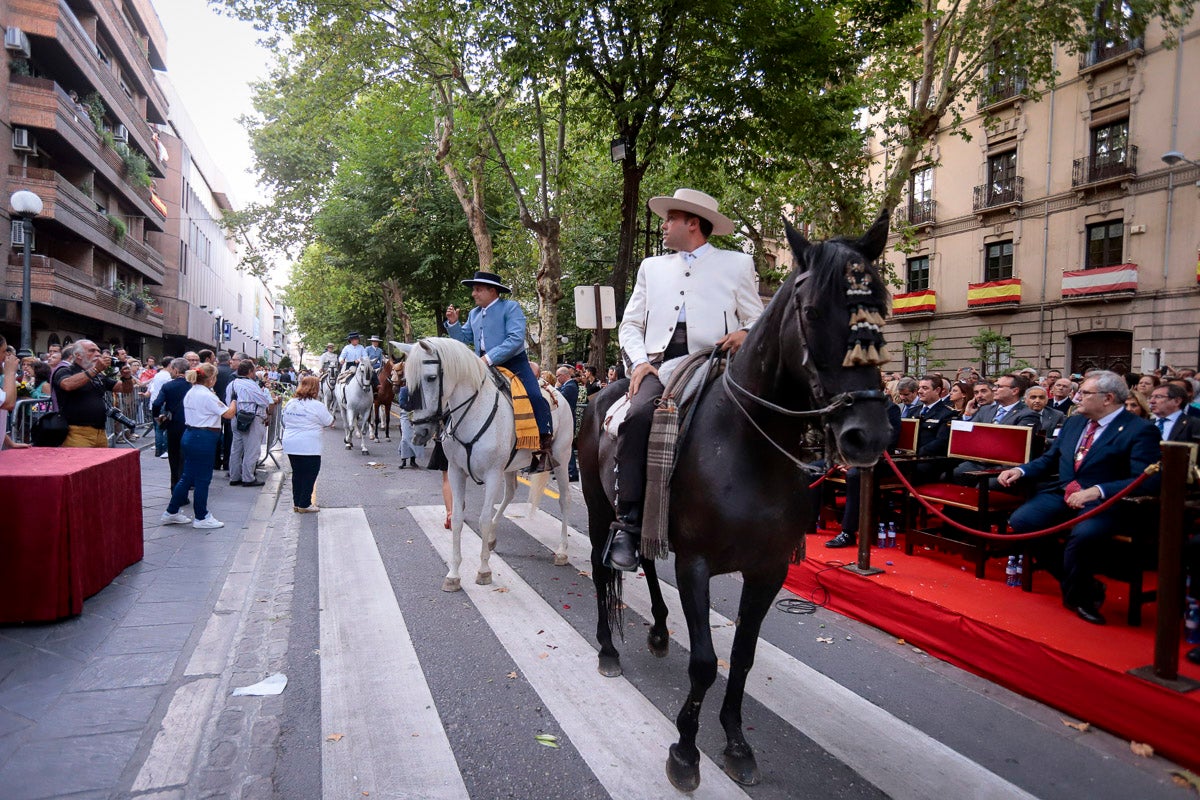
[589, 159, 645, 371]
[381, 278, 413, 345]
[535, 221, 563, 369]
[433, 84, 494, 271]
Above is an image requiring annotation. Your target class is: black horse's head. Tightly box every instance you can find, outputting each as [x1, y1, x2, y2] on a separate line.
[782, 210, 892, 466]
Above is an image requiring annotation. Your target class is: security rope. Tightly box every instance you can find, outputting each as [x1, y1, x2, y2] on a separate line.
[879, 450, 1159, 541]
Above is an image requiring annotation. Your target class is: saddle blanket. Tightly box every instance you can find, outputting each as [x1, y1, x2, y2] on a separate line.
[602, 354, 703, 439]
[495, 367, 541, 451]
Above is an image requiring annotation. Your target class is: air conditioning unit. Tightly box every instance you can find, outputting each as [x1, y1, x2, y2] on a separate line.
[5, 27, 31, 59]
[11, 220, 35, 249]
[12, 127, 32, 151]
[113, 124, 129, 143]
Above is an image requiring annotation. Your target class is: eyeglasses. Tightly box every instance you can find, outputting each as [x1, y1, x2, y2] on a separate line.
[1076, 390, 1106, 397]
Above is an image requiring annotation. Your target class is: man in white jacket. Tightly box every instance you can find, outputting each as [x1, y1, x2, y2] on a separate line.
[607, 189, 763, 570]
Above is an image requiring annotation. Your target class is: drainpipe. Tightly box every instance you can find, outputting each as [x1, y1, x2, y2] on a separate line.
[1162, 28, 1185, 286]
[1038, 47, 1058, 370]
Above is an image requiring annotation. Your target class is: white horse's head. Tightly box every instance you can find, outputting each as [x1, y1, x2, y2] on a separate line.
[403, 337, 485, 446]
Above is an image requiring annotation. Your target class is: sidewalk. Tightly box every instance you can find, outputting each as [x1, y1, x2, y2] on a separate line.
[0, 447, 288, 800]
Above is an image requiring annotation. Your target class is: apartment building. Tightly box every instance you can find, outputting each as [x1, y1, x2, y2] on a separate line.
[2, 0, 170, 357]
[877, 14, 1200, 377]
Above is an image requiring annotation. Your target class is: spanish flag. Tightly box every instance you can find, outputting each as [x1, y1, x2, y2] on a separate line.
[892, 290, 937, 315]
[967, 278, 1021, 308]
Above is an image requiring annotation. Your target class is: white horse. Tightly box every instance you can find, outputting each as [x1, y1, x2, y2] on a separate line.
[400, 338, 572, 591]
[337, 359, 374, 454]
[320, 369, 340, 422]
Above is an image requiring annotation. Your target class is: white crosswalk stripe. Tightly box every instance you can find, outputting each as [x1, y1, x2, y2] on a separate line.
[319, 508, 470, 800]
[497, 503, 1038, 800]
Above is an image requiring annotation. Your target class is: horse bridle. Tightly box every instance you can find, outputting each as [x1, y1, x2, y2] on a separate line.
[410, 352, 500, 484]
[721, 271, 884, 469]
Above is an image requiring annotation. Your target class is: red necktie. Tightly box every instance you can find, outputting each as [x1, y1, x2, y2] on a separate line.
[1074, 420, 1099, 464]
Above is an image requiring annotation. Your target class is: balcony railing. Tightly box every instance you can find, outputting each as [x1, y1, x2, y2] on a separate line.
[1072, 146, 1138, 187]
[972, 176, 1024, 212]
[897, 199, 936, 226]
[1079, 37, 1143, 71]
[5, 253, 163, 332]
[977, 75, 1026, 110]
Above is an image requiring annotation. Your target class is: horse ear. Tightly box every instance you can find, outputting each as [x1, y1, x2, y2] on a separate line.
[783, 218, 811, 271]
[856, 208, 891, 262]
[392, 341, 412, 355]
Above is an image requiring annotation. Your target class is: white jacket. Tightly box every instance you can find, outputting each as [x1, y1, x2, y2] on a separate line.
[619, 247, 763, 366]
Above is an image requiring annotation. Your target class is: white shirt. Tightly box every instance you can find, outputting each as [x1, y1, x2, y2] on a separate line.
[1155, 410, 1182, 440]
[183, 384, 227, 428]
[147, 368, 172, 403]
[281, 398, 335, 455]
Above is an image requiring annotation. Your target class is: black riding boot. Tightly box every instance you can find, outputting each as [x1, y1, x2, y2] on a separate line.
[529, 432, 554, 473]
[605, 503, 642, 572]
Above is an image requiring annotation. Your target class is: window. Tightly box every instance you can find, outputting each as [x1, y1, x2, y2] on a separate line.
[985, 241, 1014, 282]
[906, 256, 930, 292]
[908, 167, 934, 223]
[1091, 1, 1140, 61]
[179, 240, 188, 275]
[981, 337, 1012, 377]
[988, 151, 1017, 199]
[903, 338, 931, 376]
[1086, 220, 1124, 268]
[1092, 119, 1129, 167]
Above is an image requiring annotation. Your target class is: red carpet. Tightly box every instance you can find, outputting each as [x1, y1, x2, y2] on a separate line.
[785, 530, 1200, 771]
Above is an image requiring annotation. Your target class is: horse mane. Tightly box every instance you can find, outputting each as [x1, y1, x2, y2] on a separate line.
[405, 337, 486, 393]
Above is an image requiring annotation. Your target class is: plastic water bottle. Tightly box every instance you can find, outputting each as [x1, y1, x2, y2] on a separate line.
[1014, 555, 1024, 588]
[1005, 556, 1017, 587]
[887, 522, 897, 549]
[877, 523, 886, 548]
[1186, 602, 1200, 645]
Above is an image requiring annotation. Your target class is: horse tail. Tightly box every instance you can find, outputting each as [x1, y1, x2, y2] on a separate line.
[604, 570, 624, 642]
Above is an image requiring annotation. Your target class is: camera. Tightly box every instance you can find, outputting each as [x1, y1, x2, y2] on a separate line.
[106, 405, 138, 430]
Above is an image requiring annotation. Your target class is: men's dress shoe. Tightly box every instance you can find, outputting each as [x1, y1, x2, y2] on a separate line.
[825, 532, 857, 549]
[229, 480, 243, 486]
[1187, 647, 1200, 666]
[294, 505, 320, 513]
[242, 480, 266, 487]
[1074, 605, 1106, 625]
[605, 528, 640, 572]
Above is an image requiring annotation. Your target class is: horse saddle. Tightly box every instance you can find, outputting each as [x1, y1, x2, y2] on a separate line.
[602, 349, 718, 440]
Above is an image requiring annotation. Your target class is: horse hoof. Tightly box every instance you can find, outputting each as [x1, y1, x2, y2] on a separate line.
[666, 744, 701, 793]
[723, 746, 761, 786]
[597, 654, 622, 678]
[475, 571, 492, 585]
[441, 577, 461, 592]
[647, 628, 670, 658]
[345, 443, 352, 450]
[553, 553, 569, 567]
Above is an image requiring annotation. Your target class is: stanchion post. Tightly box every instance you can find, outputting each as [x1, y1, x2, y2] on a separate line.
[1129, 441, 1198, 692]
[845, 465, 883, 576]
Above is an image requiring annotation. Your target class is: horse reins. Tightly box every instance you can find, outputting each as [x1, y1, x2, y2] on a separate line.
[411, 354, 500, 485]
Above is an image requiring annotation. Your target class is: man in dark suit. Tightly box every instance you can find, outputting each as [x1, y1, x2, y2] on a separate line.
[905, 374, 957, 483]
[151, 358, 192, 507]
[555, 365, 581, 480]
[999, 371, 1160, 625]
[1149, 383, 1200, 442]
[1048, 378, 1076, 414]
[952, 374, 1040, 483]
[1024, 385, 1066, 435]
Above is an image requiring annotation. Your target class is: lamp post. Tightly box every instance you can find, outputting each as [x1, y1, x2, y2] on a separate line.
[10, 189, 44, 358]
[213, 306, 224, 353]
[1161, 150, 1200, 168]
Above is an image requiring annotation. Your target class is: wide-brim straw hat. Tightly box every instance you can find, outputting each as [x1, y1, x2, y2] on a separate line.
[368, 335, 381, 342]
[647, 188, 735, 237]
[461, 271, 512, 293]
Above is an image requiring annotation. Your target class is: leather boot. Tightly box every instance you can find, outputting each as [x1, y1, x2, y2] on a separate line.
[605, 504, 641, 572]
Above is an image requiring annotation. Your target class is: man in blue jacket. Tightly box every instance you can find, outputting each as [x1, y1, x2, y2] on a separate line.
[445, 271, 553, 463]
[999, 370, 1159, 625]
[151, 357, 192, 506]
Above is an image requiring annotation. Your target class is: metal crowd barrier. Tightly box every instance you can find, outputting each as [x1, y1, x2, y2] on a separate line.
[10, 397, 51, 445]
[258, 398, 284, 468]
[107, 390, 154, 448]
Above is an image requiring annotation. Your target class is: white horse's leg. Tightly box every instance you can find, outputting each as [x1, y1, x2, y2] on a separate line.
[551, 457, 571, 566]
[476, 475, 505, 585]
[359, 412, 370, 454]
[496, 472, 518, 527]
[525, 468, 549, 517]
[442, 468, 469, 592]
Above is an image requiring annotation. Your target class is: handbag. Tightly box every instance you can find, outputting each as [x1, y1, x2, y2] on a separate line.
[31, 411, 70, 447]
[236, 409, 256, 432]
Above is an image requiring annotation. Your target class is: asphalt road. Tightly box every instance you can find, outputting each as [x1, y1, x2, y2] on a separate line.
[268, 419, 1185, 800]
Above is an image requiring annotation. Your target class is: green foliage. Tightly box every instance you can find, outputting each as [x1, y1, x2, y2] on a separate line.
[84, 93, 106, 132]
[278, 356, 294, 371]
[107, 214, 127, 242]
[114, 143, 152, 188]
[9, 57, 31, 76]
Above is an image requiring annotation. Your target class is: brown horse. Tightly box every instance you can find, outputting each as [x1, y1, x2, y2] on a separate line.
[371, 358, 396, 441]
[577, 211, 893, 791]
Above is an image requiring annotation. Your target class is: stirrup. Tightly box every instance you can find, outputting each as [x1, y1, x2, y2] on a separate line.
[603, 519, 641, 572]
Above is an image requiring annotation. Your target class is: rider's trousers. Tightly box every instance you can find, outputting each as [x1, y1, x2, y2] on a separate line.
[613, 373, 664, 509]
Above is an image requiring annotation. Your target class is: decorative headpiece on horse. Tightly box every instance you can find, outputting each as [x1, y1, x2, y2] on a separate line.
[842, 258, 890, 368]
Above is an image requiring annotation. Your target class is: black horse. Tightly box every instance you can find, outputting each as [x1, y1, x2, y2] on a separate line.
[577, 212, 893, 792]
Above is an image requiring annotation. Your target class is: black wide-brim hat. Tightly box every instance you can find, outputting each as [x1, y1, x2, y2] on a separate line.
[460, 271, 512, 293]
[346, 332, 361, 340]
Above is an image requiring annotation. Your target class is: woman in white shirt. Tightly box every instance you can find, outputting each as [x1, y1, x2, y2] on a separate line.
[281, 375, 334, 512]
[161, 363, 237, 529]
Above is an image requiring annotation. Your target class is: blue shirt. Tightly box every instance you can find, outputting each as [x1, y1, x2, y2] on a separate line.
[446, 297, 527, 366]
[340, 343, 368, 363]
[365, 345, 384, 369]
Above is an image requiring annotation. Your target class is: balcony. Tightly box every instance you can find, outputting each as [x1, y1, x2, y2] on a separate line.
[973, 177, 1024, 213]
[9, 76, 166, 228]
[1072, 146, 1138, 188]
[8, 0, 164, 171]
[1061, 263, 1138, 301]
[4, 253, 163, 335]
[5, 165, 165, 283]
[897, 199, 936, 227]
[967, 278, 1022, 310]
[1079, 37, 1143, 74]
[977, 75, 1027, 111]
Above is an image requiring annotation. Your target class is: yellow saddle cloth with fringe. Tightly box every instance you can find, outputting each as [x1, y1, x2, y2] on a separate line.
[495, 367, 541, 451]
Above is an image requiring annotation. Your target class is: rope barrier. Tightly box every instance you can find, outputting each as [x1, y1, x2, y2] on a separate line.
[807, 466, 840, 490]
[879, 450, 1159, 541]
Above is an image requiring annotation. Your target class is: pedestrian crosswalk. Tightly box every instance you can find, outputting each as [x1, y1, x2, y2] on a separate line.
[318, 503, 1038, 800]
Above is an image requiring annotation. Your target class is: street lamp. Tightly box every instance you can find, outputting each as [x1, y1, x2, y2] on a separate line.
[1161, 151, 1200, 168]
[10, 189, 44, 358]
[610, 136, 631, 163]
[213, 306, 224, 353]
